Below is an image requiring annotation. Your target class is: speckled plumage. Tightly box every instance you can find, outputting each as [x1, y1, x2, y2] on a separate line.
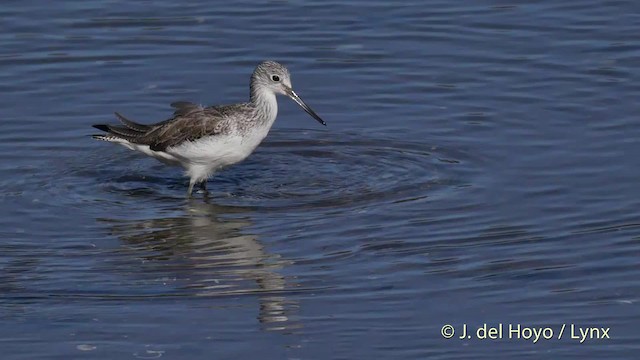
[92, 61, 326, 197]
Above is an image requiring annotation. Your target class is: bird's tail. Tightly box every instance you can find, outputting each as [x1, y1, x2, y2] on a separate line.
[91, 133, 124, 142]
[91, 113, 150, 143]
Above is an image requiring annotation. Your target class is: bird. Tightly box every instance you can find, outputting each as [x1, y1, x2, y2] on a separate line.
[92, 61, 326, 197]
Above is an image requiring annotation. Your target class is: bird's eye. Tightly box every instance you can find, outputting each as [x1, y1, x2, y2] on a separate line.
[271, 75, 280, 82]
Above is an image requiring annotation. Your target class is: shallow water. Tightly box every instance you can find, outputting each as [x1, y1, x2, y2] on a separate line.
[1, 1, 639, 358]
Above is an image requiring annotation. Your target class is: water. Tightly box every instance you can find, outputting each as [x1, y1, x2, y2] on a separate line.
[1, 0, 639, 358]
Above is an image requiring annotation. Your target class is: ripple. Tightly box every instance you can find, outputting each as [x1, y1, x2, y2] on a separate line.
[94, 132, 474, 213]
[2, 129, 480, 215]
[222, 129, 480, 211]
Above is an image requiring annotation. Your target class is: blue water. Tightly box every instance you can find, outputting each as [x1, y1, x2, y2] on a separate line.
[1, 1, 639, 359]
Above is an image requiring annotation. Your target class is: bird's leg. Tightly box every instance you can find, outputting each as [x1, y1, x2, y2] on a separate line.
[187, 179, 196, 198]
[199, 180, 209, 196]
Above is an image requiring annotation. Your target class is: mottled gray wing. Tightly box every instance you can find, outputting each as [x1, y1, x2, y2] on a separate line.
[170, 101, 203, 117]
[144, 105, 235, 152]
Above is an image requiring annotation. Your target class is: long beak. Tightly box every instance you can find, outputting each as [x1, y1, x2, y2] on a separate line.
[285, 87, 326, 126]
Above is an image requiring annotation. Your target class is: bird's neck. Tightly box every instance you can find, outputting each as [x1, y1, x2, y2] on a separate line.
[249, 86, 278, 126]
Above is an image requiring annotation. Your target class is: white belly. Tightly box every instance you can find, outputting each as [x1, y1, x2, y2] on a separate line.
[167, 128, 271, 182]
[169, 134, 250, 167]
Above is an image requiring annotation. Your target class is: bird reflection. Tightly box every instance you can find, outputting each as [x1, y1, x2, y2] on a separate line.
[100, 198, 299, 332]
